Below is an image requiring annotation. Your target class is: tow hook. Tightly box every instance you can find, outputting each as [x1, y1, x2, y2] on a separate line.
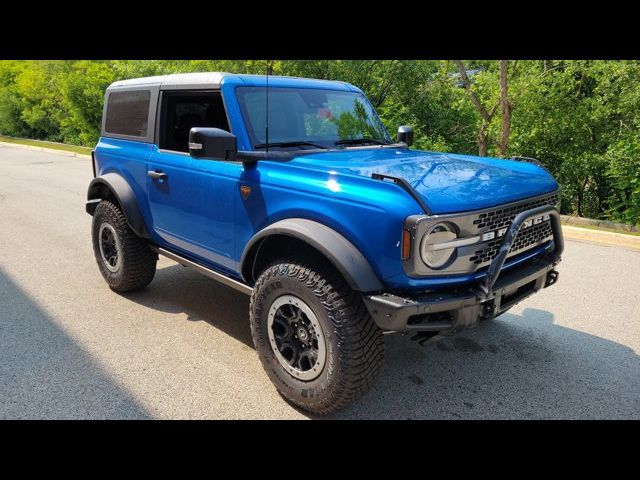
[480, 301, 496, 320]
[544, 269, 559, 288]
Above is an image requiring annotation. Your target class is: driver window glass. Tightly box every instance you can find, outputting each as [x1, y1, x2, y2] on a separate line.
[159, 92, 229, 152]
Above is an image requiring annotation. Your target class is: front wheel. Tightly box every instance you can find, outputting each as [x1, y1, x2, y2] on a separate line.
[250, 260, 385, 415]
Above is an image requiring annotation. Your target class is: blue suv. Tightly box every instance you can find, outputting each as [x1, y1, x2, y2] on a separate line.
[87, 72, 563, 414]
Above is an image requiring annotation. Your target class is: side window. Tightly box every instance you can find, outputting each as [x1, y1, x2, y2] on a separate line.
[159, 92, 230, 153]
[104, 90, 151, 137]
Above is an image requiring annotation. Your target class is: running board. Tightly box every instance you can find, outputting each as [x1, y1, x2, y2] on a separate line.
[153, 247, 253, 295]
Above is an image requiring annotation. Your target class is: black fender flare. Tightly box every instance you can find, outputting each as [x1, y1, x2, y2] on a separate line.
[240, 218, 384, 293]
[86, 173, 150, 238]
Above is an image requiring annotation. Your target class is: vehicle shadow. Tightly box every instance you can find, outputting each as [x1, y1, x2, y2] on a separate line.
[329, 308, 640, 420]
[122, 262, 254, 348]
[0, 268, 151, 419]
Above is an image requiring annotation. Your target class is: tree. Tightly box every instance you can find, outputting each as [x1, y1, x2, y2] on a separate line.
[498, 60, 512, 157]
[454, 60, 497, 156]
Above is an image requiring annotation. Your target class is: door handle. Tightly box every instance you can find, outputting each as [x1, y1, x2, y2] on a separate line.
[147, 170, 168, 181]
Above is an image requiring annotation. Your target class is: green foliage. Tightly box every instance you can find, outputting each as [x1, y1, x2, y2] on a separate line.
[60, 61, 117, 145]
[605, 137, 640, 224]
[0, 61, 29, 137]
[0, 59, 638, 225]
[506, 60, 640, 223]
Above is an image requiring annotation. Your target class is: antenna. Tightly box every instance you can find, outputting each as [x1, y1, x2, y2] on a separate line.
[265, 60, 270, 154]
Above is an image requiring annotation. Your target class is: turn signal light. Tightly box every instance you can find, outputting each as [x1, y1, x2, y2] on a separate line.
[402, 229, 412, 260]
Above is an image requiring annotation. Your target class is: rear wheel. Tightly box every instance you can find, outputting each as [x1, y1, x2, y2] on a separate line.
[250, 259, 385, 415]
[91, 200, 157, 292]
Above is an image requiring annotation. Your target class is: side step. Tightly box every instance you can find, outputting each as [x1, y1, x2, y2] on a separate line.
[153, 246, 253, 295]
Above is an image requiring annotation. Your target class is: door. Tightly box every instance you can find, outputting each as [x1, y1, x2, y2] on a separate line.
[147, 90, 241, 273]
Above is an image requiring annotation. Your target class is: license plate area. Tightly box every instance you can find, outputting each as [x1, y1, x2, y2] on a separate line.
[499, 279, 537, 310]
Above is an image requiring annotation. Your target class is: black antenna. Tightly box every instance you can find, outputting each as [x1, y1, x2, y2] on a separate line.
[265, 60, 270, 154]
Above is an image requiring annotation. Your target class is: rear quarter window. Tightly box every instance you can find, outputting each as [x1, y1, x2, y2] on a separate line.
[104, 90, 151, 137]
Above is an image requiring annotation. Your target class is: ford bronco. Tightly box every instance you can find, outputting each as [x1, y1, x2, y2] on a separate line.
[87, 72, 563, 414]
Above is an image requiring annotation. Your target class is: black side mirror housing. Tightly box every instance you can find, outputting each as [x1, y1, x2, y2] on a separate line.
[397, 125, 414, 147]
[189, 127, 238, 161]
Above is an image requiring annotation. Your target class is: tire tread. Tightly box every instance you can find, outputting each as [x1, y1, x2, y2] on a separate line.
[92, 201, 156, 293]
[250, 258, 385, 415]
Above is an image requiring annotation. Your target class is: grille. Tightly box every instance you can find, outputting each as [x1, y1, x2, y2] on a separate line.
[472, 193, 559, 231]
[469, 221, 553, 265]
[468, 193, 559, 266]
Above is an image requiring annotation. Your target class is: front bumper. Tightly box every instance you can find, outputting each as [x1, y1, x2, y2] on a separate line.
[364, 206, 563, 332]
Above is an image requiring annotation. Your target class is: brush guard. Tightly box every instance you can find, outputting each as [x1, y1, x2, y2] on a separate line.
[363, 206, 564, 333]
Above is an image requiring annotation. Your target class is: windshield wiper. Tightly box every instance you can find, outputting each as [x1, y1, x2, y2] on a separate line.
[334, 138, 389, 147]
[254, 141, 328, 150]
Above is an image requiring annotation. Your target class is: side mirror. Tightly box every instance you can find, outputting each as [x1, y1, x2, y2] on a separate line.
[397, 125, 414, 147]
[189, 127, 237, 161]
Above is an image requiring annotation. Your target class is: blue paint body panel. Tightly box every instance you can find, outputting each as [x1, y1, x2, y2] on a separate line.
[286, 148, 558, 214]
[93, 74, 560, 292]
[147, 147, 241, 273]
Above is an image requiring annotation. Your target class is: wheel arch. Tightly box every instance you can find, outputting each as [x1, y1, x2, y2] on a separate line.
[240, 218, 384, 293]
[87, 173, 150, 238]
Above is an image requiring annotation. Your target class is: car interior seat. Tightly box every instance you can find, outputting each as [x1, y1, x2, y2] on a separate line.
[175, 113, 204, 151]
[204, 104, 229, 131]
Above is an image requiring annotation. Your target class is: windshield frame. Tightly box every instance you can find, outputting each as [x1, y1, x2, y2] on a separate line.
[234, 85, 392, 151]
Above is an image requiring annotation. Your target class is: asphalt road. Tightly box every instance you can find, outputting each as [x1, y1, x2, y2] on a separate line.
[0, 143, 638, 419]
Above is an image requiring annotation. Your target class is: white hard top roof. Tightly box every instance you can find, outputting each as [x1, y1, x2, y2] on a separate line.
[108, 72, 229, 90]
[107, 72, 354, 92]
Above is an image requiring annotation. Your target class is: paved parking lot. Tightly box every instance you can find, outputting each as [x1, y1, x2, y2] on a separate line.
[1, 144, 638, 419]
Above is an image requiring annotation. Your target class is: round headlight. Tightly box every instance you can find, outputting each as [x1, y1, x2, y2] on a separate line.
[420, 223, 457, 269]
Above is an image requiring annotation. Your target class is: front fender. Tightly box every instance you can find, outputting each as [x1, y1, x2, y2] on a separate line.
[86, 173, 150, 238]
[240, 218, 384, 293]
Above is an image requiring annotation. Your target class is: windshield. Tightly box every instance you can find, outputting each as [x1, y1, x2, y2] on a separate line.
[236, 86, 392, 149]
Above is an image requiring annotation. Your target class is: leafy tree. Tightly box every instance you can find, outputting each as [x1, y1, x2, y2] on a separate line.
[0, 60, 30, 137]
[60, 61, 117, 145]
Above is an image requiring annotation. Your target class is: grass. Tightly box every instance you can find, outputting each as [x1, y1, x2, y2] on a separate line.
[0, 135, 92, 156]
[562, 222, 640, 237]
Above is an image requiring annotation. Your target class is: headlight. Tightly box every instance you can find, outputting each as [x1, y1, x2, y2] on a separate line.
[420, 222, 457, 268]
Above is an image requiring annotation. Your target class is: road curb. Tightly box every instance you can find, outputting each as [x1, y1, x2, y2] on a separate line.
[561, 214, 639, 233]
[0, 140, 91, 159]
[562, 225, 640, 250]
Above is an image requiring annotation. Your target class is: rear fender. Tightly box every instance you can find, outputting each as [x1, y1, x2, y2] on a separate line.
[86, 173, 150, 238]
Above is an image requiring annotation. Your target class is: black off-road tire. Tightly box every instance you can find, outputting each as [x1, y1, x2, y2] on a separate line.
[92, 200, 157, 293]
[250, 259, 385, 415]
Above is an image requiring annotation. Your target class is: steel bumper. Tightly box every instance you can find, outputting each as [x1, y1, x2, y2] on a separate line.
[364, 206, 563, 332]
